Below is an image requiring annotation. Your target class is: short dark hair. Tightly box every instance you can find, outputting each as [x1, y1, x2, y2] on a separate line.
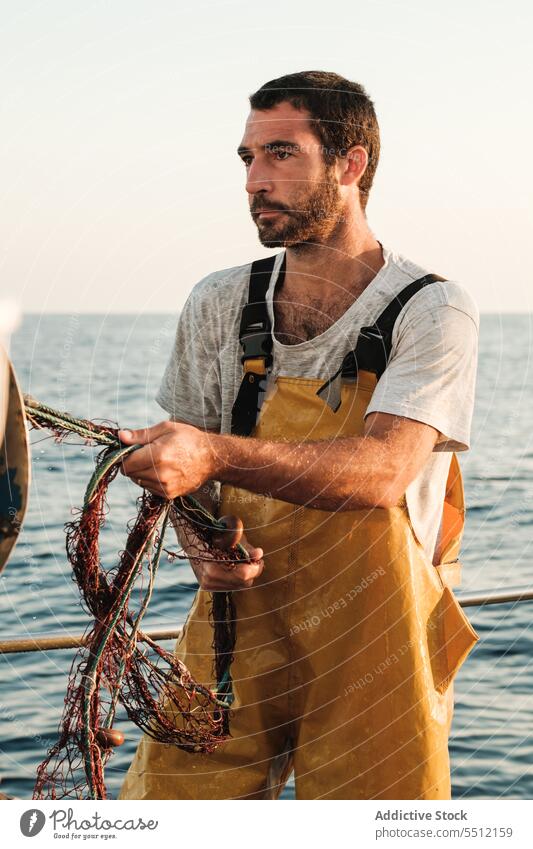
[249, 70, 380, 211]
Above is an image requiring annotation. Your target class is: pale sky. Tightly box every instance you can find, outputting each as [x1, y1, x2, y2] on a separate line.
[1, 0, 531, 314]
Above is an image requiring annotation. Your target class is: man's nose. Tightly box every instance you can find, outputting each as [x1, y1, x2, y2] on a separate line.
[245, 160, 273, 196]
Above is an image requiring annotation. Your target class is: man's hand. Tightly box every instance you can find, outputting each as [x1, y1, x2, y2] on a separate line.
[119, 421, 216, 498]
[120, 422, 265, 590]
[187, 519, 264, 591]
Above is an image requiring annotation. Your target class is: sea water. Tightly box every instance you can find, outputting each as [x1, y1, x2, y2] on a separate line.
[1, 313, 533, 799]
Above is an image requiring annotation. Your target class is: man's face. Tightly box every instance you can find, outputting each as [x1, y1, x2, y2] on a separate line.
[238, 102, 344, 248]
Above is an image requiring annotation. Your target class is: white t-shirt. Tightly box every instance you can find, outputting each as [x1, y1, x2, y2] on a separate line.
[156, 245, 479, 562]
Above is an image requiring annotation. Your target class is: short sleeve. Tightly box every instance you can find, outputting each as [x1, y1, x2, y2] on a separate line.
[364, 282, 479, 452]
[156, 276, 222, 430]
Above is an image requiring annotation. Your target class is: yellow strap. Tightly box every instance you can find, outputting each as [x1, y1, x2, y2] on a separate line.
[243, 358, 267, 375]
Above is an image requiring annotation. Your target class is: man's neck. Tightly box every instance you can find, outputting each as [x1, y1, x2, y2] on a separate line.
[283, 210, 384, 300]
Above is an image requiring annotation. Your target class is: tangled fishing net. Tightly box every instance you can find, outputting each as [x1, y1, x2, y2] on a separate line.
[24, 396, 247, 800]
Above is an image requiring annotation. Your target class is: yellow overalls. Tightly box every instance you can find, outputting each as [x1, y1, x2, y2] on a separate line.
[119, 365, 479, 800]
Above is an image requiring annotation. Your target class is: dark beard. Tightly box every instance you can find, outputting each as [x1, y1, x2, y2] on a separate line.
[251, 164, 343, 248]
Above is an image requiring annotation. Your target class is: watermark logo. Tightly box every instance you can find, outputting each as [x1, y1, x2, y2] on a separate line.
[20, 809, 46, 837]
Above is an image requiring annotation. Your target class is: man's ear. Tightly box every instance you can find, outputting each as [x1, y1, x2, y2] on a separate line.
[339, 145, 368, 187]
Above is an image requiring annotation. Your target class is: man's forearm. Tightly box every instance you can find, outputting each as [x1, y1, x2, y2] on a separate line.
[212, 433, 398, 511]
[119, 414, 438, 511]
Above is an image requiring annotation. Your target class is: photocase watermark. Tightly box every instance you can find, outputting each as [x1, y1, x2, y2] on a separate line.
[0, 702, 54, 751]
[20, 809, 46, 837]
[148, 314, 175, 358]
[50, 807, 159, 835]
[223, 490, 273, 504]
[264, 141, 351, 158]
[56, 314, 80, 408]
[289, 566, 385, 636]
[18, 807, 160, 839]
[8, 506, 42, 586]
[343, 619, 439, 696]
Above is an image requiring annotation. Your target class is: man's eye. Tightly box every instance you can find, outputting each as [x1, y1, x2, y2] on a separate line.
[241, 156, 252, 167]
[273, 150, 291, 160]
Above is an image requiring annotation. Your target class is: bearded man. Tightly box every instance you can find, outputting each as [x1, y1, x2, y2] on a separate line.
[118, 70, 479, 800]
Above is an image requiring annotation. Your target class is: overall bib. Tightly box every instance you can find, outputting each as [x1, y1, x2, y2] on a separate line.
[120, 257, 479, 800]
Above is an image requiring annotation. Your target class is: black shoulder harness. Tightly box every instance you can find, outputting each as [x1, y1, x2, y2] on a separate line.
[231, 255, 445, 433]
[316, 272, 446, 412]
[230, 254, 282, 436]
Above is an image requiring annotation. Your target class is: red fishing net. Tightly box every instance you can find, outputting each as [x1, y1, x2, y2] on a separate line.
[25, 399, 245, 799]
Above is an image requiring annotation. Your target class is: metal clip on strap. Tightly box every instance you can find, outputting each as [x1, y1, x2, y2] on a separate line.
[316, 273, 445, 412]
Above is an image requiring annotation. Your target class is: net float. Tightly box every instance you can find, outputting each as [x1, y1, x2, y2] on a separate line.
[211, 515, 244, 550]
[95, 728, 125, 749]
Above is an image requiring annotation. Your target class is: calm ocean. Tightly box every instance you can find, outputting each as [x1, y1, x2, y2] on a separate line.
[1, 313, 533, 799]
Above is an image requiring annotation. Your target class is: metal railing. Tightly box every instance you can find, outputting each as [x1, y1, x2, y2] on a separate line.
[1, 585, 533, 655]
[0, 628, 183, 655]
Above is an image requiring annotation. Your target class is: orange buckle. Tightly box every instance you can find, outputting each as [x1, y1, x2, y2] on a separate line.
[243, 358, 267, 376]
